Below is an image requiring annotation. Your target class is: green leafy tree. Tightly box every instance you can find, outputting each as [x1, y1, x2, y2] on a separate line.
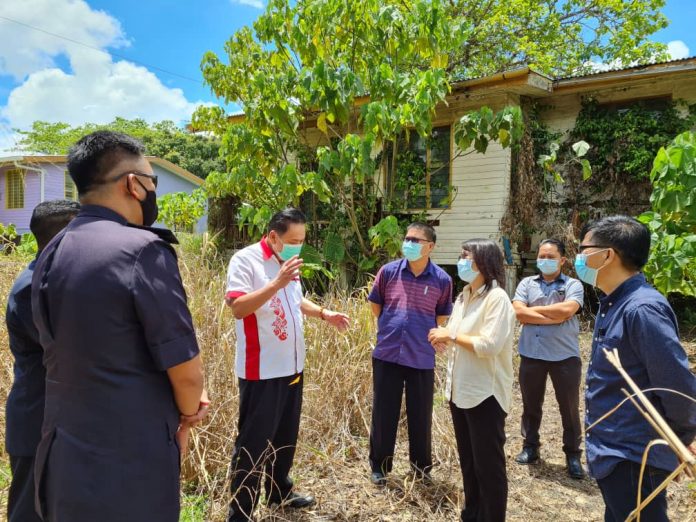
[639, 132, 696, 296]
[158, 189, 207, 232]
[445, 0, 667, 78]
[16, 118, 224, 180]
[195, 0, 668, 279]
[195, 0, 527, 279]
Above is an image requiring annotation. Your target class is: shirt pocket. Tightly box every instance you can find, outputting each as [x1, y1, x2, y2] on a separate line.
[591, 335, 622, 375]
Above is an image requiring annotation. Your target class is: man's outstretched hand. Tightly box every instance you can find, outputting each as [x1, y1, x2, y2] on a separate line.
[323, 309, 350, 331]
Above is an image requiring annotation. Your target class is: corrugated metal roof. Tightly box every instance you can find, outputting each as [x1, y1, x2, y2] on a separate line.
[556, 55, 696, 81]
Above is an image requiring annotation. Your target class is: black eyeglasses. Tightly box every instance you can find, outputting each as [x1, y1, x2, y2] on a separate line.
[404, 236, 432, 244]
[105, 171, 159, 188]
[578, 244, 610, 253]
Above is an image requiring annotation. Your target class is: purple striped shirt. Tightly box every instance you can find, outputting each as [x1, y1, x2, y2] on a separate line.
[368, 258, 453, 369]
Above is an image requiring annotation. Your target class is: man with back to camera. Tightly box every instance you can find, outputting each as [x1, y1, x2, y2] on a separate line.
[367, 222, 453, 485]
[225, 207, 350, 521]
[579, 215, 696, 521]
[512, 238, 585, 479]
[5, 200, 79, 522]
[31, 130, 208, 521]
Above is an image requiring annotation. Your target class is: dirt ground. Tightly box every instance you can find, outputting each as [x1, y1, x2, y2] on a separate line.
[255, 335, 696, 522]
[0, 253, 694, 521]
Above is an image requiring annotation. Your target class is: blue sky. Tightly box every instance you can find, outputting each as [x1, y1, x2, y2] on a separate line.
[0, 0, 694, 151]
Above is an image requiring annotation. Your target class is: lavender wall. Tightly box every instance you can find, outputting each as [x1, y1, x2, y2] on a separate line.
[0, 161, 206, 234]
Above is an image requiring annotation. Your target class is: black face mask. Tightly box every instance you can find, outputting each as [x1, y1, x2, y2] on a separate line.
[134, 177, 158, 226]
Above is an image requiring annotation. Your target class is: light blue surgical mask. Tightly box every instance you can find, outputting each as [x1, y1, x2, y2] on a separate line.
[402, 240, 424, 262]
[574, 249, 608, 287]
[536, 258, 560, 276]
[277, 240, 303, 261]
[457, 258, 479, 283]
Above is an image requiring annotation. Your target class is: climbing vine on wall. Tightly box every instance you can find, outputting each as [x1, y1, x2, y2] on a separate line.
[503, 97, 696, 252]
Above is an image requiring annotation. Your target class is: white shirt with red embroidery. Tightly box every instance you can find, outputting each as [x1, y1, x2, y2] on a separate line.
[225, 237, 305, 380]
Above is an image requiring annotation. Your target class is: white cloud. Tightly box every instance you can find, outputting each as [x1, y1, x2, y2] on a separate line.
[0, 0, 205, 138]
[2, 52, 200, 128]
[667, 40, 690, 60]
[0, 0, 126, 80]
[231, 0, 265, 10]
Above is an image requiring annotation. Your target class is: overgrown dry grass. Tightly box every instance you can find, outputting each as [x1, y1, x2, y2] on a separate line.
[1, 236, 695, 521]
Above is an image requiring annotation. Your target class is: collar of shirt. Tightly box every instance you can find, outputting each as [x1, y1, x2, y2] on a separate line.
[259, 236, 281, 262]
[78, 205, 128, 225]
[599, 273, 646, 307]
[534, 272, 567, 283]
[399, 257, 437, 279]
[462, 279, 499, 301]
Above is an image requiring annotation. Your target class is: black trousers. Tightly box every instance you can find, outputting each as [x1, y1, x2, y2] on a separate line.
[369, 358, 434, 475]
[8, 455, 43, 522]
[519, 355, 582, 455]
[450, 396, 508, 522]
[228, 373, 303, 522]
[596, 460, 669, 522]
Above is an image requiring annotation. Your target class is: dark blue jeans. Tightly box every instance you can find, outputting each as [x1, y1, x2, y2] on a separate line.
[596, 460, 670, 522]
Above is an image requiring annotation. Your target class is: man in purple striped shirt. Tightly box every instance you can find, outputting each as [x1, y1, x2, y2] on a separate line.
[367, 222, 453, 485]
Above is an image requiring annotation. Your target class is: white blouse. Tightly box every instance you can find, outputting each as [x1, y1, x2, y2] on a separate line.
[445, 281, 515, 413]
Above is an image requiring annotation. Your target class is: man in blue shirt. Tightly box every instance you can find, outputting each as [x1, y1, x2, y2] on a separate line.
[512, 239, 585, 479]
[5, 200, 79, 522]
[367, 222, 453, 485]
[31, 131, 207, 522]
[578, 215, 696, 522]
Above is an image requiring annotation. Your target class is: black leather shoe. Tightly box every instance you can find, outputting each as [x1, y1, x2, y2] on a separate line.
[515, 447, 540, 464]
[267, 492, 315, 508]
[566, 455, 585, 479]
[370, 471, 387, 486]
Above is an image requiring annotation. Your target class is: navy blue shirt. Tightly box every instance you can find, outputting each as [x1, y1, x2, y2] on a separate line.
[368, 258, 453, 370]
[5, 258, 44, 456]
[585, 274, 696, 479]
[31, 205, 199, 522]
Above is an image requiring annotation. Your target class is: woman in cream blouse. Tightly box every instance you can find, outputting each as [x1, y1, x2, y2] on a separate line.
[428, 238, 515, 522]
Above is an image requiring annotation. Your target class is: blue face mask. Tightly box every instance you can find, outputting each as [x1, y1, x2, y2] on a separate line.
[536, 258, 560, 275]
[457, 258, 479, 283]
[277, 240, 303, 261]
[574, 249, 608, 287]
[402, 240, 424, 262]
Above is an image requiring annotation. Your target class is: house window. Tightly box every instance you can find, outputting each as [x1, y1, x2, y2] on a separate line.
[5, 169, 25, 209]
[64, 171, 78, 201]
[385, 125, 452, 210]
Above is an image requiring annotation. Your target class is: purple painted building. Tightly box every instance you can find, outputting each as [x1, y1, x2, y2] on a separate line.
[0, 155, 206, 233]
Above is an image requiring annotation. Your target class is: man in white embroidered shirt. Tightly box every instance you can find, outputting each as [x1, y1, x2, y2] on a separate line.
[224, 208, 350, 522]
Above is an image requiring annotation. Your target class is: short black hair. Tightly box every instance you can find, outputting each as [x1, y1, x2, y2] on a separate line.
[268, 207, 307, 235]
[579, 215, 650, 270]
[461, 238, 506, 291]
[407, 222, 436, 243]
[30, 200, 80, 251]
[539, 238, 566, 256]
[67, 130, 146, 195]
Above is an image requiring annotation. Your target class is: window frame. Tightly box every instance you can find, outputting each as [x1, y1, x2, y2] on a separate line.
[64, 170, 78, 201]
[383, 123, 454, 212]
[5, 168, 25, 210]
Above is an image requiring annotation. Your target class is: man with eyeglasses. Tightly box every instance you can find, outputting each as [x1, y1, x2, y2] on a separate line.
[31, 130, 207, 522]
[578, 215, 696, 522]
[367, 222, 453, 485]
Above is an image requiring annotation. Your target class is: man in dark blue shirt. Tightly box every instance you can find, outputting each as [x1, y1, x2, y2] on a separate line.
[31, 131, 207, 522]
[578, 215, 696, 522]
[5, 200, 79, 522]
